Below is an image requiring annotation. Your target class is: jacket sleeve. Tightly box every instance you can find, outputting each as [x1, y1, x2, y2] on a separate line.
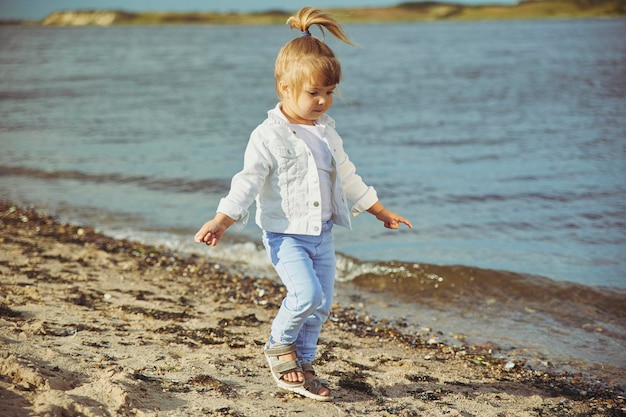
[333, 136, 378, 216]
[216, 128, 272, 230]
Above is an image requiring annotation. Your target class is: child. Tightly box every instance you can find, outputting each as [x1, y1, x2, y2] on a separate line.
[194, 7, 412, 402]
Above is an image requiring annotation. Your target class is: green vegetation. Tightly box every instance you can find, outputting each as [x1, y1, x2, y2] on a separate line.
[327, 0, 625, 23]
[6, 0, 625, 26]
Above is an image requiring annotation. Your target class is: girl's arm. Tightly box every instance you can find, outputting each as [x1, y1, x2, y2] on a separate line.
[367, 201, 413, 230]
[194, 212, 236, 246]
[195, 127, 272, 245]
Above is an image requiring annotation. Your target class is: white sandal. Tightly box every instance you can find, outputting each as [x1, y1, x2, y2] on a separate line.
[296, 363, 333, 402]
[263, 342, 304, 390]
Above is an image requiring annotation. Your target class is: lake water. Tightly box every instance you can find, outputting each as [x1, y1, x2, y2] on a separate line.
[1, 19, 625, 386]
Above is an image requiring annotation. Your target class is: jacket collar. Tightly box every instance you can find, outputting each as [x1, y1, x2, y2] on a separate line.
[267, 103, 336, 129]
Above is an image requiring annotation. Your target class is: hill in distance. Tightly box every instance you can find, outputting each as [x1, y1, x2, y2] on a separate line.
[4, 0, 624, 26]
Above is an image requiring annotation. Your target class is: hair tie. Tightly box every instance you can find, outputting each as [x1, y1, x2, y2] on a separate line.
[300, 30, 311, 38]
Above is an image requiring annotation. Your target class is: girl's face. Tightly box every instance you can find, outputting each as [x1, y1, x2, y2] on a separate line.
[280, 81, 335, 125]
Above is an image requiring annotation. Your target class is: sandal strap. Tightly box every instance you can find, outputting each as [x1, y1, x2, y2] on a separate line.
[264, 342, 297, 357]
[302, 364, 329, 387]
[303, 378, 326, 395]
[301, 363, 316, 375]
[271, 358, 302, 376]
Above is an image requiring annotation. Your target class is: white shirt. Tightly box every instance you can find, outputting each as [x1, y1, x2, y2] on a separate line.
[291, 123, 333, 221]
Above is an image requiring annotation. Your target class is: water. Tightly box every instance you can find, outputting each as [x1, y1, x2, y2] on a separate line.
[1, 19, 625, 386]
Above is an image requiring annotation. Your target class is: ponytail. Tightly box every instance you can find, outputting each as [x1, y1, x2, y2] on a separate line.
[286, 7, 354, 46]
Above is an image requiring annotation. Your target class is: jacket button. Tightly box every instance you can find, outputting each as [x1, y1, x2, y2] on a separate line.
[313, 201, 319, 207]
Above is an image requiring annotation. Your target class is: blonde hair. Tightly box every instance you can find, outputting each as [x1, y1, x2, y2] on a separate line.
[275, 7, 354, 100]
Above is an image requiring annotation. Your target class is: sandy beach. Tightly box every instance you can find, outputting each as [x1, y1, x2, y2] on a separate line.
[1, 200, 624, 417]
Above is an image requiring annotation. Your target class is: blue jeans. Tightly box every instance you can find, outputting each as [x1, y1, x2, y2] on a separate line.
[262, 220, 335, 364]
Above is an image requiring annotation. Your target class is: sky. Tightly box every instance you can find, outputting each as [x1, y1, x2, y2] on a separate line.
[0, 0, 517, 21]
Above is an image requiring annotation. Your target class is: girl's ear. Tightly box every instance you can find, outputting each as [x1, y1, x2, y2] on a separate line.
[279, 81, 291, 99]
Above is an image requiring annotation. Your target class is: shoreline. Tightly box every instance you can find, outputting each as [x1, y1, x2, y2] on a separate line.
[1, 199, 624, 416]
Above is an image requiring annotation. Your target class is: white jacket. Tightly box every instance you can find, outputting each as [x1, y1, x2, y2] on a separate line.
[217, 104, 378, 235]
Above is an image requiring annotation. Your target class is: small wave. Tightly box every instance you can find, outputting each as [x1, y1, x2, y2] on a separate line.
[0, 88, 83, 100]
[444, 188, 626, 205]
[336, 255, 626, 331]
[451, 153, 503, 164]
[0, 165, 230, 194]
[400, 137, 511, 148]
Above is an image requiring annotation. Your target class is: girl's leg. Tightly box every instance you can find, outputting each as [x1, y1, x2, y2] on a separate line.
[262, 224, 335, 397]
[263, 232, 326, 346]
[296, 225, 336, 364]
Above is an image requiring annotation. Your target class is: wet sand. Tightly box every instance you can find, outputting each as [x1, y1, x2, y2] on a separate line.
[1, 200, 624, 416]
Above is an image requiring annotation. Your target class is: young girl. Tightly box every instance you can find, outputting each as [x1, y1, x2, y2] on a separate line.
[194, 7, 412, 402]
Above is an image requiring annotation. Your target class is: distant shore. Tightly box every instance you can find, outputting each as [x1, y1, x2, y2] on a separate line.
[2, 0, 624, 26]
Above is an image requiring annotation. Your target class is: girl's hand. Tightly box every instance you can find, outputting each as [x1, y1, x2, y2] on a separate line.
[367, 202, 413, 230]
[194, 213, 235, 246]
[375, 208, 413, 229]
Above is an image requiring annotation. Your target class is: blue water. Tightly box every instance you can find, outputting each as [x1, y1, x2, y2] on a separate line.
[1, 19, 625, 383]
